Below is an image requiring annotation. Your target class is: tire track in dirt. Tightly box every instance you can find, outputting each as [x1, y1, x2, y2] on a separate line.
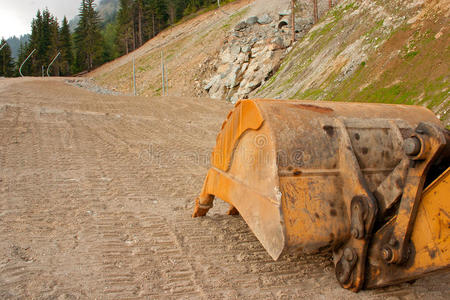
[88, 212, 204, 299]
[0, 79, 449, 299]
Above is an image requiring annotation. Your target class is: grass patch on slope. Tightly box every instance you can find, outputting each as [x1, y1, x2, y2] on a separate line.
[331, 20, 449, 118]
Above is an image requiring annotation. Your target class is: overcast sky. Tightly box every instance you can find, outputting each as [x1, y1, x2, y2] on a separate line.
[0, 0, 99, 39]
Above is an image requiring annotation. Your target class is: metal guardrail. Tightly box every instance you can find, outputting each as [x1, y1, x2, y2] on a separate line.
[19, 49, 36, 77]
[47, 52, 61, 76]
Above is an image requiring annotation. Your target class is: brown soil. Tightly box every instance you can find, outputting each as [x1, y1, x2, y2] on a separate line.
[0, 77, 449, 299]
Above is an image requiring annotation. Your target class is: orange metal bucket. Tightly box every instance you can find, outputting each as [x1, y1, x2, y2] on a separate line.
[193, 99, 442, 260]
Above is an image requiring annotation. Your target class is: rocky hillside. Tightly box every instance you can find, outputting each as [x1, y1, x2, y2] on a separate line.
[89, 0, 449, 126]
[257, 0, 449, 126]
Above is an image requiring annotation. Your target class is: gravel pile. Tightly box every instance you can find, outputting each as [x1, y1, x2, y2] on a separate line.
[66, 79, 124, 96]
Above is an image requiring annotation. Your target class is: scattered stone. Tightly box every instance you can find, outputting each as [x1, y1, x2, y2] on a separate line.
[66, 79, 122, 95]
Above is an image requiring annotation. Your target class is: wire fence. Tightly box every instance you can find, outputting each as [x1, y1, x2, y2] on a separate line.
[131, 50, 168, 97]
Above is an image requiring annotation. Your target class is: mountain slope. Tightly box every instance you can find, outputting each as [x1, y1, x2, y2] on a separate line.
[256, 0, 449, 126]
[88, 0, 449, 126]
[88, 0, 256, 97]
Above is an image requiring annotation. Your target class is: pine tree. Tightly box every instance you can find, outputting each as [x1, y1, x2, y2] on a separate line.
[74, 0, 104, 71]
[117, 0, 134, 54]
[145, 0, 169, 39]
[16, 42, 31, 76]
[102, 22, 120, 62]
[47, 11, 61, 76]
[0, 39, 15, 77]
[135, 0, 144, 47]
[59, 16, 73, 75]
[26, 9, 60, 76]
[28, 10, 43, 75]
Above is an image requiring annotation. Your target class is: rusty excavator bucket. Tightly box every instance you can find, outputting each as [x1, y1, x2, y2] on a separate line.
[192, 99, 450, 292]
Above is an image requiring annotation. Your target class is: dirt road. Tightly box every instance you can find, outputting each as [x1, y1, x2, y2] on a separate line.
[0, 78, 448, 299]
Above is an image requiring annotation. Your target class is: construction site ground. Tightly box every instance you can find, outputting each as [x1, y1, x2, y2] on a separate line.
[0, 78, 449, 299]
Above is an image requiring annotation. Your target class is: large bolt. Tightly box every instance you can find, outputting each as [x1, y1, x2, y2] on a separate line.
[404, 137, 421, 156]
[344, 247, 354, 261]
[382, 246, 393, 263]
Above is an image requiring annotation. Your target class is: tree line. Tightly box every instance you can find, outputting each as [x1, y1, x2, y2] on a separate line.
[0, 0, 235, 77]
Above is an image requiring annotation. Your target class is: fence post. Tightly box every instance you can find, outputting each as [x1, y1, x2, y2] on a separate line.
[133, 56, 136, 96]
[161, 51, 165, 96]
[165, 60, 168, 96]
[313, 0, 318, 23]
[291, 0, 296, 44]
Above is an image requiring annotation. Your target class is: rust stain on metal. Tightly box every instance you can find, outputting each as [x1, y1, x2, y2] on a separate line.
[288, 103, 334, 114]
[193, 98, 450, 292]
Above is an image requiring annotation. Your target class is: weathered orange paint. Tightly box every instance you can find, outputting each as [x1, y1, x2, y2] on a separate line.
[193, 98, 449, 290]
[366, 168, 450, 288]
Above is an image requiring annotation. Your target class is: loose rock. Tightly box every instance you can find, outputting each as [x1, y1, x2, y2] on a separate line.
[257, 14, 273, 25]
[246, 16, 258, 25]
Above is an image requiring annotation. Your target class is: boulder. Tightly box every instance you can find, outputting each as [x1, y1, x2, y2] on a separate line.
[236, 52, 250, 64]
[257, 14, 273, 25]
[217, 63, 230, 74]
[209, 80, 225, 99]
[269, 36, 284, 50]
[241, 45, 251, 53]
[204, 75, 221, 91]
[230, 44, 241, 56]
[219, 48, 235, 64]
[224, 65, 241, 88]
[234, 21, 247, 31]
[241, 62, 249, 73]
[246, 16, 258, 25]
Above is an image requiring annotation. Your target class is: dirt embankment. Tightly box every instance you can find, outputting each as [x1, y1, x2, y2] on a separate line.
[88, 0, 256, 98]
[257, 0, 449, 126]
[1, 77, 449, 298]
